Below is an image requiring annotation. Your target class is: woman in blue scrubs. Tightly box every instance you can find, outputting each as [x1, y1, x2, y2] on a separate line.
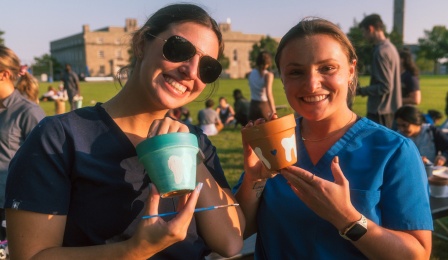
[235, 18, 433, 259]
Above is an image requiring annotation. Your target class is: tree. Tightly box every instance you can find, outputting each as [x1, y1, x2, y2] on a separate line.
[249, 36, 278, 71]
[388, 28, 404, 50]
[32, 54, 62, 80]
[346, 19, 373, 75]
[418, 25, 448, 74]
[218, 52, 230, 71]
[0, 29, 4, 45]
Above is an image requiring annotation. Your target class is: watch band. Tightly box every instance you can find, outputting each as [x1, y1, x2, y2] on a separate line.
[339, 214, 368, 241]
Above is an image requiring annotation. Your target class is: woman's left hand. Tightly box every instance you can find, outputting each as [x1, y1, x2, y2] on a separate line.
[280, 156, 360, 231]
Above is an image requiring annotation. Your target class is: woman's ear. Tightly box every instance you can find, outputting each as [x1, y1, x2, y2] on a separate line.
[349, 59, 357, 81]
[0, 70, 11, 81]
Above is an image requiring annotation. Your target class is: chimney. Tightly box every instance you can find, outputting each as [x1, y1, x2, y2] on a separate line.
[83, 25, 90, 33]
[125, 18, 138, 32]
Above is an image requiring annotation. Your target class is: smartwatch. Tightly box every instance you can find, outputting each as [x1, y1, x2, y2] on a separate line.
[339, 214, 368, 241]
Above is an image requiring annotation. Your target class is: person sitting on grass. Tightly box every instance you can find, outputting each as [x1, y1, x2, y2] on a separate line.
[198, 99, 223, 136]
[232, 89, 250, 128]
[216, 96, 236, 126]
[395, 105, 448, 166]
[39, 86, 56, 102]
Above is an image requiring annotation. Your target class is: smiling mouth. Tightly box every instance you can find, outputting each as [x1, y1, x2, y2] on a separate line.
[302, 95, 328, 103]
[164, 75, 187, 94]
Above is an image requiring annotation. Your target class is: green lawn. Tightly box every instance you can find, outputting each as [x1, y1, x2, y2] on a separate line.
[37, 76, 448, 258]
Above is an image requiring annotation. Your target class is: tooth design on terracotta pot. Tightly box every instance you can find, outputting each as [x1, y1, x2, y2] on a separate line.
[281, 134, 297, 162]
[168, 154, 194, 184]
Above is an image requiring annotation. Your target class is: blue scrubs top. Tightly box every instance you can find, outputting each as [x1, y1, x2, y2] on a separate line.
[235, 117, 433, 259]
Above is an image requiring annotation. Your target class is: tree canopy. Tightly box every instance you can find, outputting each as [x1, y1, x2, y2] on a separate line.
[418, 25, 448, 74]
[249, 36, 278, 71]
[346, 19, 373, 75]
[32, 54, 62, 80]
[0, 29, 4, 45]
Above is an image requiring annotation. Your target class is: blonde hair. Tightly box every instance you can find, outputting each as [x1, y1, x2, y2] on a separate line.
[0, 45, 21, 82]
[16, 72, 40, 103]
[0, 46, 40, 103]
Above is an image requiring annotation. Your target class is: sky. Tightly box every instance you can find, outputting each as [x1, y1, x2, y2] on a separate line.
[2, 0, 448, 65]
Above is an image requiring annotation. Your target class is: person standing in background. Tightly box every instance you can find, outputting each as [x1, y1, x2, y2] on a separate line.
[62, 63, 80, 111]
[0, 45, 45, 244]
[356, 14, 402, 128]
[248, 51, 276, 121]
[399, 49, 421, 105]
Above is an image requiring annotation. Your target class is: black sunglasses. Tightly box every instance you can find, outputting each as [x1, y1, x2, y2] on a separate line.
[147, 34, 222, 84]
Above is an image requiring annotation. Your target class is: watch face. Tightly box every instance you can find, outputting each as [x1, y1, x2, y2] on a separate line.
[346, 223, 367, 241]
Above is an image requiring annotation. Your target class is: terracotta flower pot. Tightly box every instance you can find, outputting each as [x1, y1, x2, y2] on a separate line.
[242, 114, 297, 171]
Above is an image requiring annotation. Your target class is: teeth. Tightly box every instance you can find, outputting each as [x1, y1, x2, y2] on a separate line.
[165, 76, 187, 94]
[303, 95, 327, 102]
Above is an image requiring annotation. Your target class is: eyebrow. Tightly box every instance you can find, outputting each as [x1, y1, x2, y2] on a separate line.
[284, 59, 339, 67]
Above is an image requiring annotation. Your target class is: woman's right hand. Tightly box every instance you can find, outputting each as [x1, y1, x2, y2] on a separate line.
[128, 183, 202, 258]
[242, 114, 279, 181]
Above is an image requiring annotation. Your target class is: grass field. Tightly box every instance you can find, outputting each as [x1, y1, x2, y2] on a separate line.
[37, 75, 448, 258]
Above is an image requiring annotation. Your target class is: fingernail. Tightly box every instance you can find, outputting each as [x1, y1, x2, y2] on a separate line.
[197, 182, 203, 192]
[334, 156, 339, 163]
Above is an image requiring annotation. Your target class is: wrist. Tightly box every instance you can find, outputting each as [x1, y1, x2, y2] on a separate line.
[339, 214, 368, 242]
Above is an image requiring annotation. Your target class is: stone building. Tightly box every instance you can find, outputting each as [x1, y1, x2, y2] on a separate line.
[220, 21, 280, 79]
[50, 19, 137, 78]
[50, 19, 278, 79]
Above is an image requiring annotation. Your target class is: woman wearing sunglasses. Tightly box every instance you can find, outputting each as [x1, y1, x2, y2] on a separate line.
[5, 4, 244, 259]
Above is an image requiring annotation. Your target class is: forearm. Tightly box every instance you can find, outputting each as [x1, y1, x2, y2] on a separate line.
[195, 164, 245, 257]
[402, 91, 421, 105]
[358, 82, 390, 97]
[11, 239, 161, 260]
[267, 95, 276, 114]
[402, 96, 418, 105]
[234, 174, 266, 238]
[349, 221, 431, 260]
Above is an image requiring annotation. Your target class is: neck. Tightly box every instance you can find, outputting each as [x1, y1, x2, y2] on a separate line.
[0, 81, 15, 100]
[373, 31, 387, 44]
[301, 112, 355, 142]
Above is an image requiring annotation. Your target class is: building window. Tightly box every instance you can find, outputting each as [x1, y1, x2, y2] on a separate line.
[98, 50, 104, 59]
[116, 49, 122, 59]
[99, 65, 105, 75]
[233, 49, 238, 61]
[97, 38, 104, 44]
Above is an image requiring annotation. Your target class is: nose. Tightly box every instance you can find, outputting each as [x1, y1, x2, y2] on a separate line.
[302, 69, 321, 92]
[179, 54, 200, 81]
